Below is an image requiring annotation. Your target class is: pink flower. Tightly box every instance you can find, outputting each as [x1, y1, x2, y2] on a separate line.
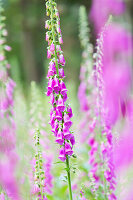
[47, 49, 51, 59]
[59, 37, 63, 44]
[50, 43, 55, 52]
[59, 54, 65, 66]
[59, 147, 66, 162]
[67, 106, 73, 118]
[90, 0, 125, 33]
[65, 142, 73, 156]
[64, 114, 72, 129]
[56, 96, 65, 112]
[56, 130, 64, 145]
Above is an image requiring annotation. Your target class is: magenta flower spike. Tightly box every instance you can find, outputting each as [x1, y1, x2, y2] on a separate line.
[45, 1, 75, 199]
[94, 18, 117, 199]
[0, 4, 21, 199]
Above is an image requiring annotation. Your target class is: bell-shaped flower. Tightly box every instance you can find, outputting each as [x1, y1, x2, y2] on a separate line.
[56, 130, 64, 145]
[59, 54, 65, 66]
[60, 80, 67, 95]
[70, 134, 75, 146]
[63, 126, 71, 140]
[64, 114, 72, 128]
[47, 62, 56, 78]
[65, 142, 73, 156]
[59, 147, 66, 162]
[67, 106, 73, 118]
[52, 77, 60, 94]
[47, 49, 51, 59]
[46, 78, 53, 96]
[56, 96, 65, 112]
[56, 110, 62, 121]
[50, 93, 54, 105]
[50, 43, 55, 52]
[49, 113, 55, 128]
[51, 121, 58, 137]
[59, 36, 63, 44]
[56, 45, 61, 52]
[59, 68, 65, 78]
[62, 91, 68, 102]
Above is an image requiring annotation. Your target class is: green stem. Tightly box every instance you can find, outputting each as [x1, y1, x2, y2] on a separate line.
[50, 1, 59, 76]
[66, 156, 73, 200]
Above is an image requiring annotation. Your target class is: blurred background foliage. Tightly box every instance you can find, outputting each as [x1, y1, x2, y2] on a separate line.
[1, 0, 133, 91]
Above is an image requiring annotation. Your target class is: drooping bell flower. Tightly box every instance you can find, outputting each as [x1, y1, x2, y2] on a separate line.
[59, 68, 65, 78]
[56, 110, 62, 121]
[50, 43, 55, 52]
[63, 127, 71, 140]
[64, 114, 72, 129]
[58, 147, 66, 162]
[47, 78, 53, 96]
[56, 130, 64, 145]
[67, 106, 73, 118]
[70, 134, 75, 147]
[65, 142, 73, 156]
[47, 49, 52, 59]
[59, 54, 65, 66]
[52, 77, 60, 94]
[56, 96, 65, 112]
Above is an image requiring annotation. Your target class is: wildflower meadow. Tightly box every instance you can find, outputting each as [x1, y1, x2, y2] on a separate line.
[0, 0, 133, 200]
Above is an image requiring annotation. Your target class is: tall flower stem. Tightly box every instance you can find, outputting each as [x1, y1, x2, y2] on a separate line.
[66, 156, 73, 200]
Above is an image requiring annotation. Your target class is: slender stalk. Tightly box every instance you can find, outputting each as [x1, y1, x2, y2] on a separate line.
[66, 156, 73, 200]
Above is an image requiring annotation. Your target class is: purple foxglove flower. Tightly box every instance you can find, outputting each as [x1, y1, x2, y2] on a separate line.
[50, 93, 55, 105]
[56, 130, 64, 145]
[49, 60, 56, 68]
[47, 68, 55, 78]
[90, 0, 125, 33]
[51, 121, 58, 136]
[59, 147, 66, 162]
[59, 68, 65, 78]
[56, 96, 65, 112]
[56, 45, 61, 52]
[49, 113, 55, 127]
[62, 91, 68, 102]
[59, 37, 63, 44]
[47, 78, 53, 96]
[63, 127, 71, 140]
[65, 142, 73, 156]
[56, 110, 62, 121]
[64, 113, 72, 128]
[52, 77, 60, 94]
[60, 80, 67, 95]
[50, 43, 55, 52]
[57, 26, 61, 34]
[59, 54, 65, 66]
[70, 134, 75, 146]
[67, 106, 73, 118]
[47, 49, 52, 59]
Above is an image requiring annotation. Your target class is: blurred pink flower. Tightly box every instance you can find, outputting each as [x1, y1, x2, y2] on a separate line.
[90, 0, 125, 33]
